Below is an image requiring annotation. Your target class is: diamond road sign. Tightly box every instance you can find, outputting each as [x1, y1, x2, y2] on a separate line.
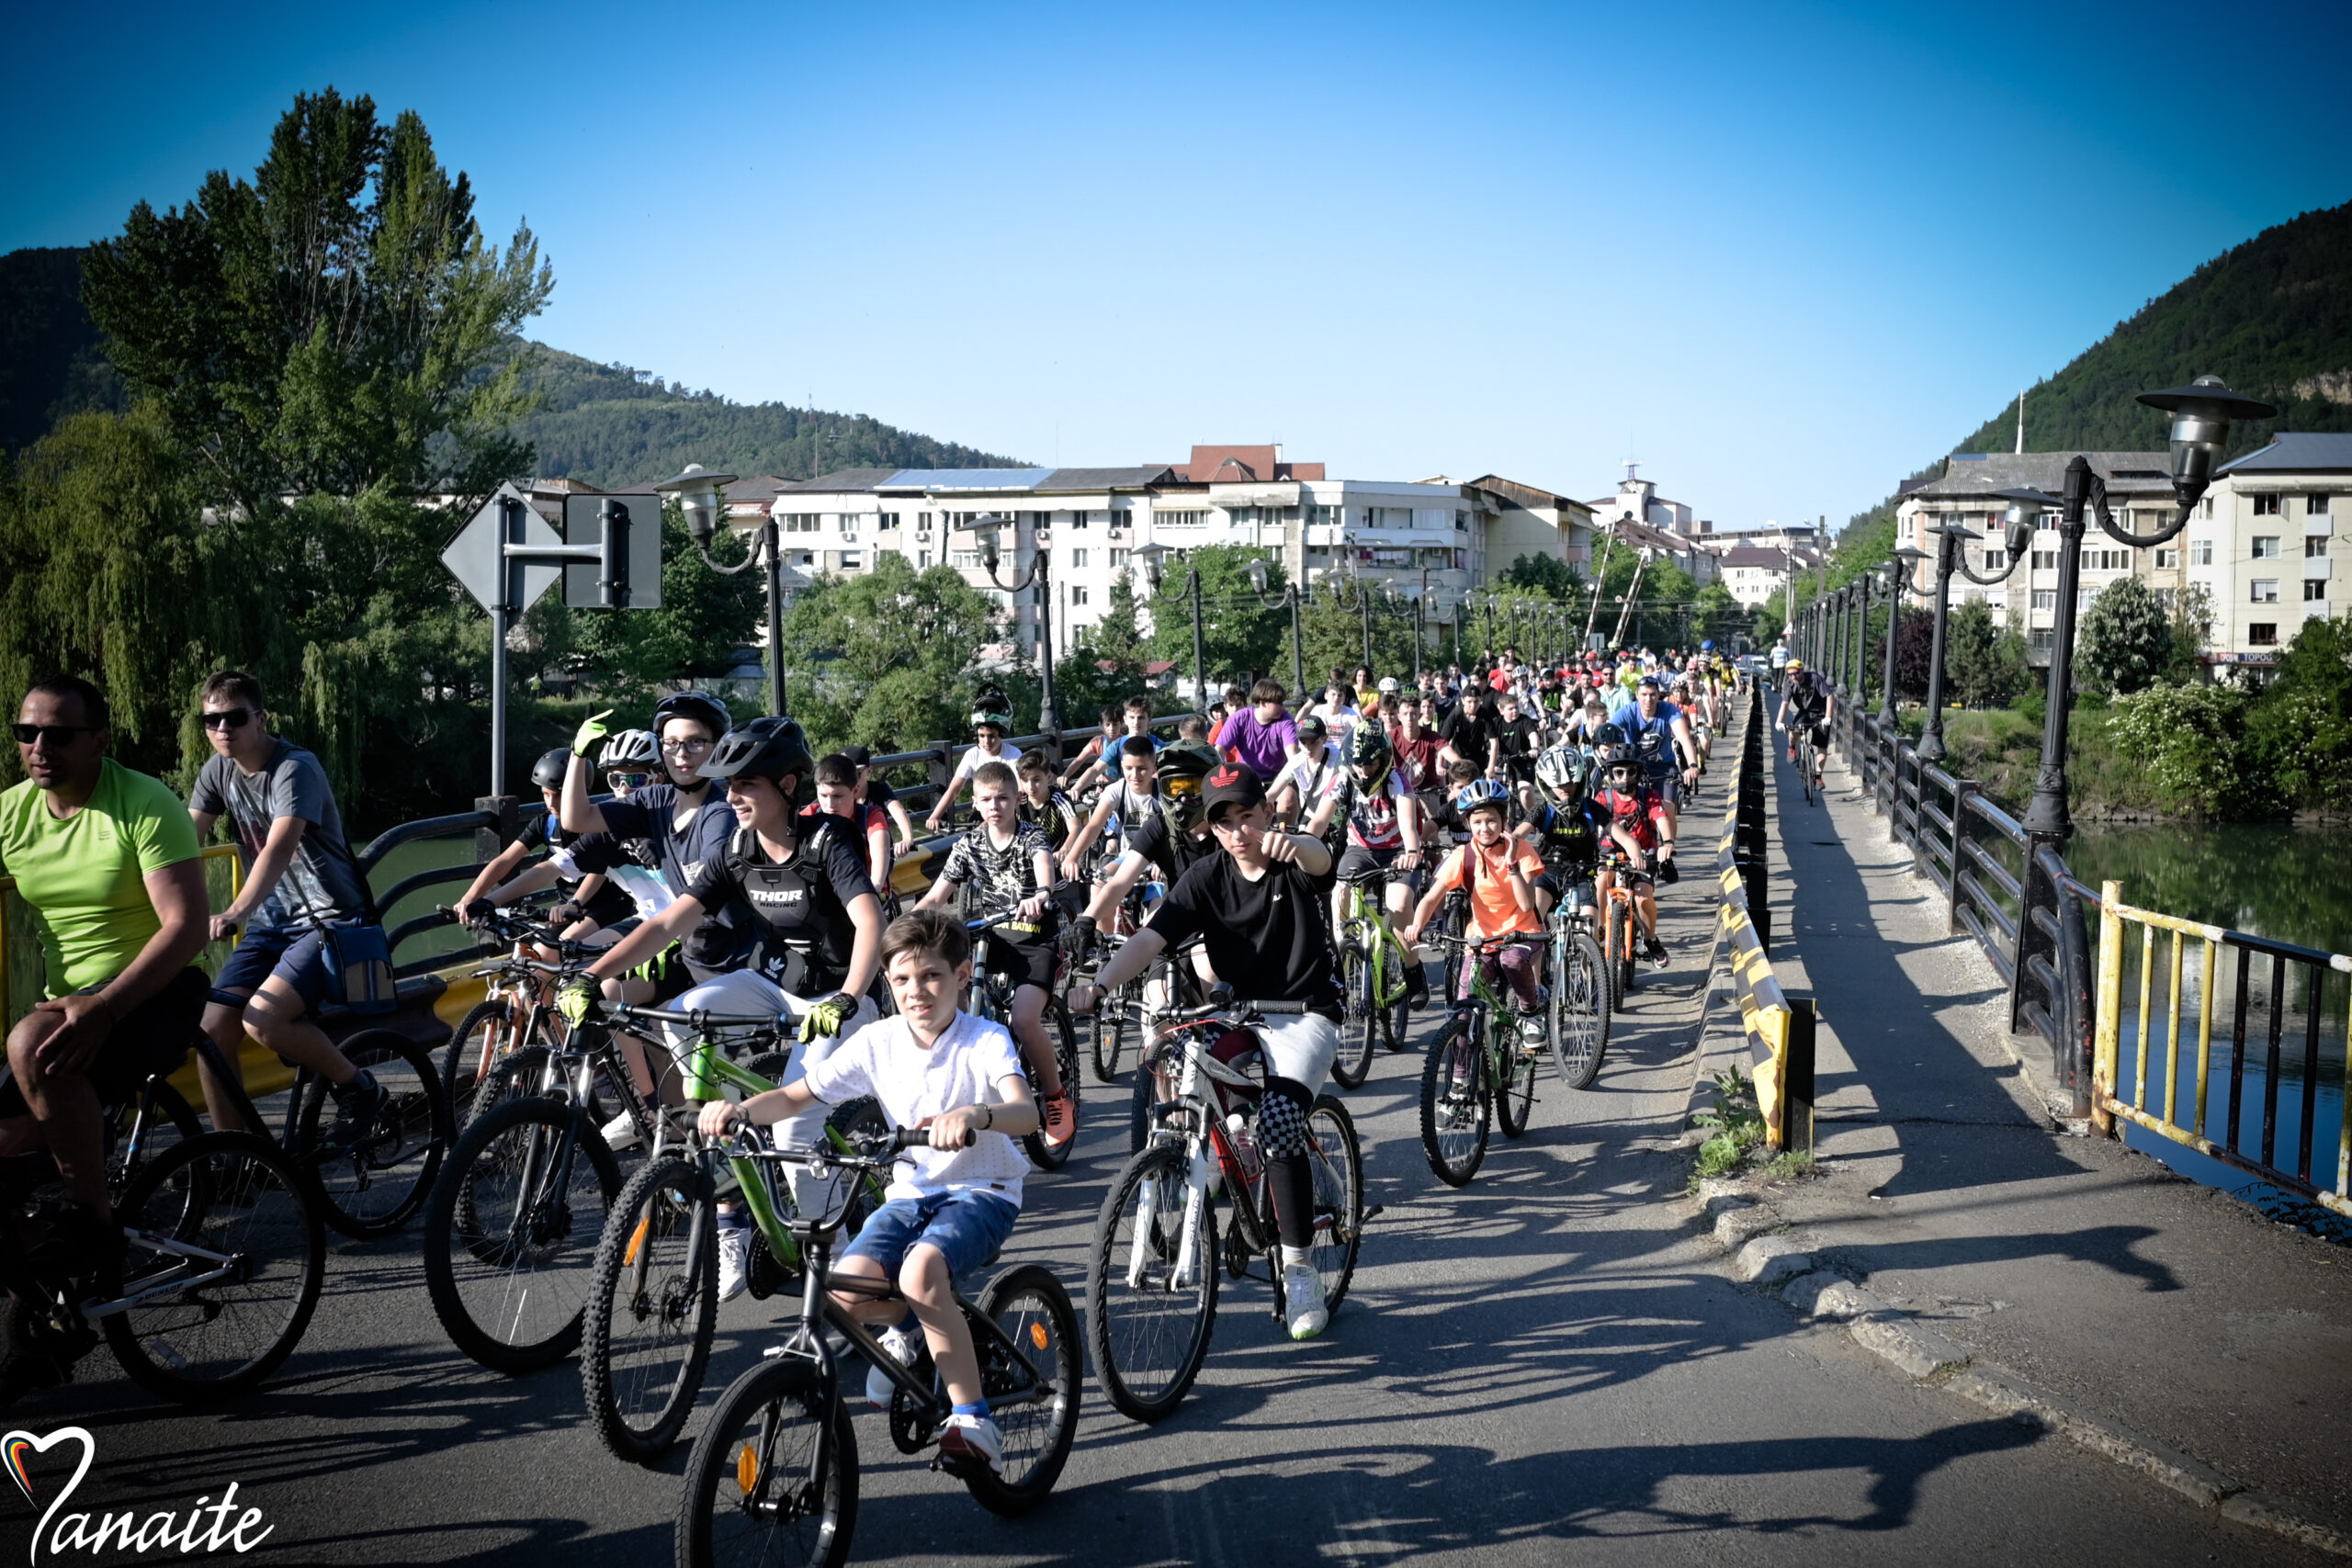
[440, 482, 563, 613]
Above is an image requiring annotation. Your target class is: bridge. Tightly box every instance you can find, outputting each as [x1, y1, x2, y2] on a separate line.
[5, 692, 2348, 1564]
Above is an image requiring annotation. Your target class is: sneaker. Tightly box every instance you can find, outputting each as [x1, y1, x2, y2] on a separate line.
[324, 1069, 387, 1147]
[865, 1322, 922, 1408]
[1516, 1010, 1547, 1054]
[1647, 940, 1670, 970]
[599, 1111, 643, 1152]
[1042, 1089, 1078, 1149]
[717, 1220, 752, 1303]
[938, 1412, 1004, 1474]
[1283, 1262, 1329, 1340]
[1404, 965, 1430, 1011]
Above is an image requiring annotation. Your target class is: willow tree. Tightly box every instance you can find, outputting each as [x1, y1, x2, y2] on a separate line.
[36, 87, 557, 814]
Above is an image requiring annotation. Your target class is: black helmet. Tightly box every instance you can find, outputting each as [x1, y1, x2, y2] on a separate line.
[1155, 741, 1216, 781]
[651, 689, 730, 743]
[530, 748, 571, 790]
[1600, 743, 1639, 772]
[698, 716, 814, 786]
[1347, 723, 1392, 776]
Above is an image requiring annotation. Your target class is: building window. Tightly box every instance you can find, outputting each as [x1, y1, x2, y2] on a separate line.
[796, 552, 815, 567]
[1069, 548, 1088, 568]
[1110, 548, 1129, 567]
[2252, 580, 2280, 604]
[878, 512, 901, 531]
[2253, 536, 2280, 559]
[2253, 493, 2282, 516]
[2154, 547, 2178, 569]
[2190, 539, 2214, 567]
[2080, 547, 2128, 570]
[918, 511, 934, 531]
[1454, 511, 1469, 532]
[1157, 510, 1206, 528]
[2249, 623, 2278, 646]
[2030, 550, 2057, 571]
[2304, 580, 2328, 602]
[1372, 548, 1411, 566]
[1067, 511, 1088, 529]
[2031, 591, 2056, 611]
[839, 551, 862, 570]
[778, 513, 820, 533]
[2306, 536, 2329, 558]
[1070, 584, 1090, 606]
[2030, 627, 2054, 649]
[917, 550, 931, 568]
[952, 550, 984, 568]
[1982, 549, 2007, 571]
[2310, 493, 2332, 516]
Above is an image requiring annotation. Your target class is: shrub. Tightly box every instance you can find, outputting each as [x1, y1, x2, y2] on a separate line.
[2106, 682, 2277, 818]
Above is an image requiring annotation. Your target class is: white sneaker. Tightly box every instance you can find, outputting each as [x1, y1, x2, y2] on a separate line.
[1283, 1262, 1329, 1341]
[599, 1111, 643, 1152]
[938, 1412, 1003, 1473]
[866, 1323, 922, 1408]
[716, 1222, 752, 1303]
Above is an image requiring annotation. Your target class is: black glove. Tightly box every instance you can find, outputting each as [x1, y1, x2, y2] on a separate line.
[460, 898, 498, 927]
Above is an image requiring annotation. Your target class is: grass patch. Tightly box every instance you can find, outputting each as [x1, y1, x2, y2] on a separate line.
[1689, 1069, 1766, 1187]
[1764, 1149, 1816, 1181]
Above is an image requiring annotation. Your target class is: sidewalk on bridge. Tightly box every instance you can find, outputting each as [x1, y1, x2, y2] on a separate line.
[1700, 724, 2352, 1544]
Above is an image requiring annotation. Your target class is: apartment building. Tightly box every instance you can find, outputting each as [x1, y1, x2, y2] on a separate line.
[1717, 543, 1823, 607]
[2188, 434, 2352, 670]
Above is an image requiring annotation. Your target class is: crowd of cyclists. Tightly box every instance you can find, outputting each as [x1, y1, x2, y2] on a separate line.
[0, 635, 1768, 1557]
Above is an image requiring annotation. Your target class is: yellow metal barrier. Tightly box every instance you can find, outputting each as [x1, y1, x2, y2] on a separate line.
[1712, 684, 1812, 1153]
[2094, 880, 2352, 1219]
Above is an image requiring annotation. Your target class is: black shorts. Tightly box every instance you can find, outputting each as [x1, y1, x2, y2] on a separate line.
[0, 966, 209, 1118]
[983, 931, 1058, 993]
[1336, 844, 1425, 897]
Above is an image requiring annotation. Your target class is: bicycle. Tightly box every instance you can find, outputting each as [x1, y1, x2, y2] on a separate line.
[5, 1115, 323, 1408]
[1087, 989, 1367, 1423]
[1544, 874, 1612, 1092]
[109, 999, 450, 1241]
[438, 905, 598, 1122]
[961, 912, 1080, 1173]
[1595, 866, 1645, 1009]
[1331, 863, 1413, 1090]
[674, 1127, 1080, 1566]
[1120, 931, 1207, 1156]
[580, 1001, 889, 1464]
[1418, 932, 1547, 1187]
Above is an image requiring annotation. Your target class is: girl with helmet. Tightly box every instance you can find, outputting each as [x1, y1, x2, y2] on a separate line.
[1398, 779, 1549, 1032]
[1592, 745, 1672, 968]
[1304, 720, 1432, 1008]
[560, 716, 887, 1296]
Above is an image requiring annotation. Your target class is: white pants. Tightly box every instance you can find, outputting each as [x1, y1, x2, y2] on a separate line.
[1255, 1011, 1340, 1094]
[662, 969, 879, 1215]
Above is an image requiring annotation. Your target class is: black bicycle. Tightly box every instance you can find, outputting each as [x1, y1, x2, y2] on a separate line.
[674, 1127, 1080, 1567]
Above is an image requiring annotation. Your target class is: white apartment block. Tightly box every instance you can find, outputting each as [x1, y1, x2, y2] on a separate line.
[1716, 543, 1823, 607]
[2187, 434, 2350, 671]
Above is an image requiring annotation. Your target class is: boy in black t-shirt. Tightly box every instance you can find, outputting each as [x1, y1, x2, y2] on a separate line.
[1072, 763, 1342, 1343]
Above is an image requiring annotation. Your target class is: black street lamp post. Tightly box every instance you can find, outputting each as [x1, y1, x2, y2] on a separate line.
[1881, 546, 1931, 728]
[1917, 506, 2040, 763]
[1134, 542, 1206, 710]
[664, 464, 790, 716]
[965, 513, 1059, 752]
[1243, 558, 1306, 700]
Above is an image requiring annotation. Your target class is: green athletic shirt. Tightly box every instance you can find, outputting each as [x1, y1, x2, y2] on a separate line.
[0, 758, 201, 993]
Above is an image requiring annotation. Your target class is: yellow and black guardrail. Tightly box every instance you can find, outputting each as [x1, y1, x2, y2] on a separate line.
[1711, 681, 1815, 1153]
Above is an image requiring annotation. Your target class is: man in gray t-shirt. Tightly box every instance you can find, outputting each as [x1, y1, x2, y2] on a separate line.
[187, 671, 386, 1143]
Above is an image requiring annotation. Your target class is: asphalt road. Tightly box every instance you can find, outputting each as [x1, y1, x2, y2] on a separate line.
[9, 761, 2334, 1565]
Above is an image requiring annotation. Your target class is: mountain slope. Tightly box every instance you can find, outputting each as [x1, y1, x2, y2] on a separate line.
[1955, 198, 2352, 456]
[0, 244, 1019, 481]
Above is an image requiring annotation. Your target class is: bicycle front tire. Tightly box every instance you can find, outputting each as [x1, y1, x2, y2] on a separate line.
[1331, 938, 1375, 1090]
[1418, 1020, 1489, 1187]
[292, 1031, 452, 1239]
[1551, 931, 1610, 1091]
[1304, 1095, 1364, 1314]
[966, 1263, 1081, 1516]
[1087, 1143, 1217, 1424]
[675, 1356, 856, 1568]
[582, 1153, 717, 1464]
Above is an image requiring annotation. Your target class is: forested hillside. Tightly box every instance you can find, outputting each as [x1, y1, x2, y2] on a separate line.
[0, 244, 1020, 483]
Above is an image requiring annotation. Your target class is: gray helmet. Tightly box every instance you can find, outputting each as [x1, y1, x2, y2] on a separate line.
[598, 728, 658, 770]
[1534, 745, 1588, 793]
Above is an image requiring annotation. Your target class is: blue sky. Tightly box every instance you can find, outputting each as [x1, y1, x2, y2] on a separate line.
[6, 1, 2347, 528]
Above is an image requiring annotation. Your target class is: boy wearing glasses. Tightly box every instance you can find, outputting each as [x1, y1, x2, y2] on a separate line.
[188, 671, 386, 1143]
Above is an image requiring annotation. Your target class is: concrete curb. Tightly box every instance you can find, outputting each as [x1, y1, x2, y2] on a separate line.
[1693, 1189, 2352, 1558]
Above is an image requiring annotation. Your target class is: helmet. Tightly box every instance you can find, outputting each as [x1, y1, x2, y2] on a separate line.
[1600, 743, 1639, 773]
[651, 690, 730, 744]
[1591, 721, 1627, 748]
[1156, 740, 1216, 782]
[598, 728, 658, 770]
[1785, 659, 1804, 672]
[1377, 676, 1399, 694]
[1453, 778, 1512, 816]
[1534, 746, 1589, 792]
[1701, 639, 1714, 650]
[1347, 723, 1392, 776]
[1156, 741, 1214, 831]
[970, 681, 1012, 730]
[530, 748, 571, 790]
[697, 716, 814, 786]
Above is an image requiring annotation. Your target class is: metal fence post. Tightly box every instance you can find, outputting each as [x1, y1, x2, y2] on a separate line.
[1947, 781, 1978, 934]
[1785, 998, 1816, 1153]
[473, 794, 520, 863]
[2093, 879, 2124, 1137]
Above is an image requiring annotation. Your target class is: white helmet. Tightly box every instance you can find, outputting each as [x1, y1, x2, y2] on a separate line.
[599, 728, 659, 770]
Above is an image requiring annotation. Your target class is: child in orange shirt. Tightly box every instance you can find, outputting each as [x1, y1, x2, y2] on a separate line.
[1400, 779, 1546, 1025]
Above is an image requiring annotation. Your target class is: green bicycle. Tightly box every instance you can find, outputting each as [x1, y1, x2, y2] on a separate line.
[1419, 932, 1547, 1186]
[1332, 865, 1414, 1090]
[580, 1000, 889, 1465]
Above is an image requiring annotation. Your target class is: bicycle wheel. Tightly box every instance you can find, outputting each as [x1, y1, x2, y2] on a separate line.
[105, 1131, 324, 1404]
[965, 1263, 1081, 1516]
[1303, 1096, 1364, 1314]
[675, 1356, 856, 1568]
[1021, 1000, 1081, 1171]
[1418, 1018, 1489, 1186]
[292, 1031, 452, 1238]
[1551, 931, 1610, 1091]
[583, 1154, 718, 1464]
[440, 998, 513, 1123]
[1087, 1143, 1217, 1424]
[1378, 938, 1412, 1052]
[1495, 1024, 1538, 1139]
[1331, 935, 1375, 1091]
[423, 1094, 622, 1374]
[1612, 905, 1636, 1005]
[1090, 998, 1125, 1084]
[106, 1075, 203, 1201]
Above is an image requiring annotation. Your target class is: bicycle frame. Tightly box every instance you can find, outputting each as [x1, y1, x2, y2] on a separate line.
[1340, 879, 1409, 1013]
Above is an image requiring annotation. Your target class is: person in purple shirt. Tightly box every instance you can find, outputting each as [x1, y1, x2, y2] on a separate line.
[1217, 678, 1301, 784]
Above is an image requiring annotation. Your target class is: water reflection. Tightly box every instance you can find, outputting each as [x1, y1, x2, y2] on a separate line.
[2069, 822, 2352, 954]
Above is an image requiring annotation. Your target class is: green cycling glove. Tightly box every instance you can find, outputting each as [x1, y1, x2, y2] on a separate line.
[571, 708, 616, 757]
[798, 992, 855, 1042]
[556, 978, 603, 1028]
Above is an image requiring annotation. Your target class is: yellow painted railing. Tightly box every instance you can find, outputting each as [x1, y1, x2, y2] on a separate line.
[2094, 881, 2352, 1219]
[1712, 682, 1814, 1152]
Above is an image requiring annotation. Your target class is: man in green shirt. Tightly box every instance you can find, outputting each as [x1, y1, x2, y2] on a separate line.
[0, 675, 209, 1274]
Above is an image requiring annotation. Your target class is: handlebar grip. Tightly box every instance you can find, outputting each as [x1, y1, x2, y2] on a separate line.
[891, 1125, 975, 1150]
[1251, 1000, 1308, 1015]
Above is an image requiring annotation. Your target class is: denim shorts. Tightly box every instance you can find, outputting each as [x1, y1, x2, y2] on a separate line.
[213, 922, 336, 1009]
[842, 1190, 1019, 1281]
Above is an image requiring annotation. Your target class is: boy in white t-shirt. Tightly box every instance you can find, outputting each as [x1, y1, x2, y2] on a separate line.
[700, 908, 1039, 1475]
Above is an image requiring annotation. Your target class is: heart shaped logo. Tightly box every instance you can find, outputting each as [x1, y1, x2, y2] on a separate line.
[3, 1427, 94, 1567]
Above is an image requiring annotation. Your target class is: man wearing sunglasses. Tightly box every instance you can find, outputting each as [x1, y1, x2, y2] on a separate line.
[0, 676, 210, 1301]
[188, 671, 386, 1143]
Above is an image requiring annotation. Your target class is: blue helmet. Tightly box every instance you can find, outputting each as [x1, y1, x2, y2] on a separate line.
[1453, 778, 1513, 817]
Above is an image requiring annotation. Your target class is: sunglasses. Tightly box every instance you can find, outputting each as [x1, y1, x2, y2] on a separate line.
[199, 706, 254, 730]
[12, 723, 96, 746]
[607, 771, 650, 789]
[1163, 777, 1202, 798]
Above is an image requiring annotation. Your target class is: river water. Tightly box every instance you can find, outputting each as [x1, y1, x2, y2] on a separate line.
[2067, 823, 2352, 1235]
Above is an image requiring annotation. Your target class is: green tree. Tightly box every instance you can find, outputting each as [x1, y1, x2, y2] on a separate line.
[567, 502, 766, 695]
[2107, 682, 2276, 818]
[778, 553, 1002, 753]
[2247, 612, 2352, 810]
[1945, 598, 2022, 709]
[1298, 577, 1420, 692]
[1077, 568, 1149, 672]
[2078, 575, 2176, 694]
[1143, 544, 1284, 698]
[1498, 552, 1581, 598]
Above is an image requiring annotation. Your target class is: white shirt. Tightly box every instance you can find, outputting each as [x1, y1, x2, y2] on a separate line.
[802, 1009, 1028, 1208]
[952, 742, 1023, 784]
[1274, 744, 1344, 803]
